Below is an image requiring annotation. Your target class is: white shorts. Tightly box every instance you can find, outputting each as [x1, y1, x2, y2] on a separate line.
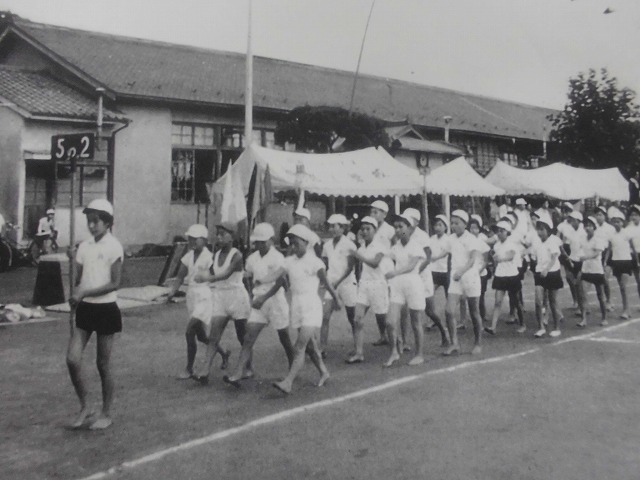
[324, 279, 357, 307]
[420, 269, 435, 299]
[290, 293, 323, 329]
[448, 270, 481, 298]
[211, 286, 251, 319]
[356, 280, 389, 315]
[389, 274, 426, 311]
[186, 285, 213, 326]
[248, 291, 290, 331]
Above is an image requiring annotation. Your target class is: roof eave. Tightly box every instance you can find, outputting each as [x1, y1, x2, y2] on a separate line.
[1, 24, 116, 100]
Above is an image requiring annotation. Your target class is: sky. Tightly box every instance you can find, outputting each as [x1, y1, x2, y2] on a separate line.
[0, 0, 638, 109]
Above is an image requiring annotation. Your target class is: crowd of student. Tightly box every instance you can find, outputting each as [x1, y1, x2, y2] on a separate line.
[62, 195, 640, 429]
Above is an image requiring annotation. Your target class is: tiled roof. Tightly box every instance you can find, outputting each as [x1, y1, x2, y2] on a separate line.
[0, 65, 122, 120]
[6, 17, 555, 140]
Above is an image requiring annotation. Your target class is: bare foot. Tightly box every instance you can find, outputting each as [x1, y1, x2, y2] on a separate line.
[176, 369, 192, 380]
[408, 355, 425, 366]
[317, 372, 330, 387]
[383, 352, 400, 368]
[471, 345, 482, 355]
[68, 407, 94, 429]
[345, 354, 364, 364]
[88, 416, 112, 430]
[442, 344, 460, 356]
[272, 380, 291, 395]
[241, 370, 255, 380]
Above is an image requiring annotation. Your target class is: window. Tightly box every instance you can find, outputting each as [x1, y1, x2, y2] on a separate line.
[171, 123, 277, 203]
[503, 152, 519, 167]
[56, 164, 108, 207]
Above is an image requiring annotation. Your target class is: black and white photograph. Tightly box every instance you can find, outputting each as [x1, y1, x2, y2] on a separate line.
[1, 0, 639, 478]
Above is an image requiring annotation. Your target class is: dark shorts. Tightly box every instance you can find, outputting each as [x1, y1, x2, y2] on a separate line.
[75, 301, 122, 335]
[611, 260, 634, 278]
[481, 274, 488, 295]
[566, 260, 583, 277]
[582, 273, 605, 286]
[492, 275, 522, 292]
[432, 271, 449, 290]
[518, 261, 528, 281]
[534, 270, 564, 291]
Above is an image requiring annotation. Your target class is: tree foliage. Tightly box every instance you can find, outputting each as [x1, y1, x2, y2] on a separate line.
[548, 68, 640, 174]
[274, 106, 391, 153]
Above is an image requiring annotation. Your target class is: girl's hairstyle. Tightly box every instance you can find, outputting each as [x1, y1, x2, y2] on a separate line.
[85, 209, 114, 228]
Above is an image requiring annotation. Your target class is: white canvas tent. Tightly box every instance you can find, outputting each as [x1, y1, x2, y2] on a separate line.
[425, 157, 505, 197]
[212, 144, 424, 197]
[485, 160, 628, 201]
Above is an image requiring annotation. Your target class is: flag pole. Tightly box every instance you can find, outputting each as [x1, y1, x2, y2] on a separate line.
[244, 0, 253, 146]
[348, 0, 376, 115]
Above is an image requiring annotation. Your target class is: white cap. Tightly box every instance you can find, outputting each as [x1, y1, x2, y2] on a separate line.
[562, 202, 574, 211]
[250, 222, 275, 242]
[402, 208, 421, 224]
[470, 214, 483, 228]
[585, 216, 598, 228]
[451, 210, 469, 224]
[506, 206, 514, 213]
[287, 224, 317, 244]
[608, 207, 625, 221]
[596, 205, 608, 216]
[294, 207, 311, 221]
[370, 200, 389, 214]
[83, 198, 113, 216]
[495, 220, 512, 232]
[185, 224, 208, 239]
[396, 212, 418, 227]
[536, 217, 554, 230]
[360, 216, 378, 228]
[515, 198, 527, 206]
[327, 213, 350, 225]
[46, 208, 55, 215]
[630, 205, 640, 215]
[434, 214, 449, 231]
[569, 211, 583, 222]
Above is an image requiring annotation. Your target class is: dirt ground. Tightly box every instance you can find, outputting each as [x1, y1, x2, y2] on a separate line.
[2, 266, 640, 479]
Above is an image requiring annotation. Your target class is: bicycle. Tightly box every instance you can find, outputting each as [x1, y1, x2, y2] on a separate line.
[0, 224, 42, 271]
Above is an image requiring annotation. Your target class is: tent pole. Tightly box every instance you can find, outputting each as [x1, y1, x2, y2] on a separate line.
[394, 195, 400, 214]
[422, 172, 429, 234]
[444, 194, 451, 220]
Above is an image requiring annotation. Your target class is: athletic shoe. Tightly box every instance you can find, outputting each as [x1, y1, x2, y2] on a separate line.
[534, 329, 546, 338]
[516, 325, 527, 333]
[549, 330, 561, 338]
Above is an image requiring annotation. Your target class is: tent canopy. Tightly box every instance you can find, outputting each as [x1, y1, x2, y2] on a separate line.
[213, 144, 424, 197]
[485, 160, 628, 201]
[425, 157, 505, 197]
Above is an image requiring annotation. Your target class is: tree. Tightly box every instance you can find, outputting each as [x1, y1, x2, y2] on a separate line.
[548, 68, 640, 174]
[274, 106, 391, 153]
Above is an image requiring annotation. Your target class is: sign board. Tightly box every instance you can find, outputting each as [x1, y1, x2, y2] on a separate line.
[51, 133, 95, 162]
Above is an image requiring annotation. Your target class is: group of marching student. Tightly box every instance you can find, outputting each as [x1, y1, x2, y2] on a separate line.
[165, 197, 640, 394]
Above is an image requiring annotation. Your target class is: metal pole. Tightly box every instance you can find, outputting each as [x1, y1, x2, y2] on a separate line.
[348, 0, 376, 115]
[244, 0, 253, 146]
[422, 172, 429, 234]
[68, 155, 76, 333]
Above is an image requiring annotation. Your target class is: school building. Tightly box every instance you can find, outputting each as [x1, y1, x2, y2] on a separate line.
[0, 12, 556, 248]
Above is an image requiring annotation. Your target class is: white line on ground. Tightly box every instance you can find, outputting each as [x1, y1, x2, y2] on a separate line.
[76, 317, 640, 480]
[586, 337, 640, 345]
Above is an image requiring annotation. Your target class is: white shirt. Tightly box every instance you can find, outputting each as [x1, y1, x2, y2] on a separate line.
[557, 220, 585, 244]
[212, 247, 244, 289]
[180, 247, 213, 287]
[581, 235, 606, 275]
[358, 240, 388, 283]
[564, 225, 587, 261]
[36, 217, 55, 237]
[0, 213, 5, 234]
[245, 246, 285, 295]
[493, 238, 520, 277]
[532, 234, 562, 273]
[449, 231, 482, 275]
[513, 208, 531, 236]
[283, 250, 325, 296]
[322, 235, 357, 285]
[390, 238, 425, 276]
[625, 223, 640, 252]
[76, 232, 124, 304]
[429, 233, 450, 273]
[610, 229, 633, 261]
[374, 221, 395, 249]
[595, 222, 616, 245]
